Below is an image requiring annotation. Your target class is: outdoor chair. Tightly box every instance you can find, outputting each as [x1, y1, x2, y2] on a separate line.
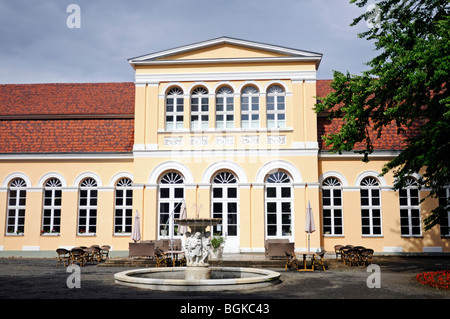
[90, 245, 102, 263]
[284, 250, 299, 271]
[129, 241, 155, 258]
[100, 245, 111, 260]
[340, 245, 354, 265]
[346, 249, 360, 267]
[312, 250, 326, 271]
[70, 247, 86, 266]
[56, 248, 71, 267]
[334, 245, 344, 260]
[359, 249, 374, 267]
[155, 247, 172, 267]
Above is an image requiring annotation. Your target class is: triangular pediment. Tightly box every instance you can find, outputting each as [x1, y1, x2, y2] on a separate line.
[128, 36, 322, 66]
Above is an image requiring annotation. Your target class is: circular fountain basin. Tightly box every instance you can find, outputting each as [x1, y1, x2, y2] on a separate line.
[114, 267, 281, 292]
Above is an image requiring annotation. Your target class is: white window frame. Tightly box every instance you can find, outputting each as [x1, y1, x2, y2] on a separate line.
[78, 178, 98, 235]
[266, 85, 286, 129]
[114, 178, 133, 235]
[322, 177, 343, 236]
[158, 172, 184, 239]
[211, 171, 239, 237]
[215, 86, 234, 129]
[360, 177, 383, 236]
[265, 171, 293, 240]
[42, 178, 62, 234]
[241, 86, 260, 129]
[165, 87, 184, 130]
[6, 178, 27, 235]
[399, 177, 422, 237]
[191, 87, 209, 130]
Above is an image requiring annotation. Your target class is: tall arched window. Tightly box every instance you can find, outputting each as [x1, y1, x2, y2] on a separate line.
[42, 178, 62, 234]
[78, 178, 98, 235]
[265, 171, 293, 238]
[6, 178, 27, 235]
[322, 177, 343, 236]
[211, 172, 239, 244]
[360, 177, 382, 236]
[159, 172, 184, 238]
[266, 85, 286, 129]
[114, 178, 133, 234]
[166, 87, 184, 130]
[216, 86, 234, 129]
[191, 87, 209, 130]
[399, 177, 421, 236]
[241, 85, 260, 129]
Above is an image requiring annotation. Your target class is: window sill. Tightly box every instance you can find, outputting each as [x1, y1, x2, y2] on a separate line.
[114, 233, 131, 237]
[41, 233, 60, 237]
[5, 233, 24, 236]
[158, 128, 294, 134]
[77, 233, 96, 237]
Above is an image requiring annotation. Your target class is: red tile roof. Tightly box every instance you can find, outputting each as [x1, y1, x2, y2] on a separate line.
[0, 83, 135, 154]
[0, 82, 134, 116]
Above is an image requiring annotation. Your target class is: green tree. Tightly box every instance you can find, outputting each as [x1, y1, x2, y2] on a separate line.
[315, 0, 450, 231]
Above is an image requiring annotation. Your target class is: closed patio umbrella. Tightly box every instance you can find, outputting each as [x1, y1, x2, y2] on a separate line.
[305, 201, 315, 252]
[178, 200, 188, 235]
[131, 210, 141, 243]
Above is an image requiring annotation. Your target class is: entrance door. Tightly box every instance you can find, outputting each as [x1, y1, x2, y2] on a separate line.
[211, 171, 240, 253]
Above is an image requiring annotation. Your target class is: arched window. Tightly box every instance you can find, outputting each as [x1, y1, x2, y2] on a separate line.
[166, 87, 184, 130]
[191, 87, 209, 130]
[267, 85, 286, 129]
[114, 178, 133, 234]
[241, 85, 260, 129]
[42, 178, 62, 234]
[78, 178, 98, 235]
[399, 177, 421, 236]
[216, 86, 234, 129]
[159, 172, 184, 238]
[211, 172, 239, 245]
[360, 177, 382, 236]
[6, 178, 27, 235]
[322, 177, 343, 236]
[265, 171, 293, 238]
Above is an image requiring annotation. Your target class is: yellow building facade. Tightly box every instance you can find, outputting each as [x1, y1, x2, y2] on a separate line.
[0, 37, 448, 255]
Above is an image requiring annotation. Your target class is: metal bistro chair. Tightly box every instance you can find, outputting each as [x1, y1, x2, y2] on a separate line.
[56, 248, 71, 267]
[100, 245, 111, 261]
[312, 250, 327, 271]
[155, 247, 172, 268]
[334, 245, 344, 260]
[284, 250, 299, 271]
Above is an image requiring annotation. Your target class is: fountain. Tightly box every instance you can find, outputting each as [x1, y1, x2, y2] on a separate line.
[114, 217, 281, 291]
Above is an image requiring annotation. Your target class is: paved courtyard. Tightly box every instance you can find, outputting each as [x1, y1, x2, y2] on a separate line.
[0, 255, 449, 301]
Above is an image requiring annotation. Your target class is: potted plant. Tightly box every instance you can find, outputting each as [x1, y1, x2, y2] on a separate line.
[209, 234, 225, 259]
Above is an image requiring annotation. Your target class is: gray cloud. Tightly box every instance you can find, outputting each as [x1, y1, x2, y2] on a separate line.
[0, 0, 377, 83]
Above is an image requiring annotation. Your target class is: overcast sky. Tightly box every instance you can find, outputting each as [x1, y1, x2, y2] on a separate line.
[0, 0, 378, 84]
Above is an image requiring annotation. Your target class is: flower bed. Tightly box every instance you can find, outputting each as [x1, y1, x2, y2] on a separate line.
[416, 270, 450, 290]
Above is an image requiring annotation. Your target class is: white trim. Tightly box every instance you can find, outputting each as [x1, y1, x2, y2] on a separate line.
[109, 172, 134, 187]
[135, 70, 317, 84]
[187, 82, 212, 94]
[383, 246, 403, 253]
[201, 161, 248, 184]
[2, 172, 32, 188]
[355, 170, 387, 187]
[161, 82, 186, 95]
[255, 160, 302, 184]
[128, 37, 322, 62]
[38, 172, 68, 188]
[22, 246, 40, 251]
[148, 161, 194, 184]
[263, 80, 289, 93]
[133, 148, 318, 158]
[212, 81, 238, 93]
[73, 172, 103, 187]
[319, 171, 349, 187]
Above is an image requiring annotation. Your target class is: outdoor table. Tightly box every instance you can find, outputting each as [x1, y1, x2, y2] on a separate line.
[166, 250, 184, 267]
[296, 252, 315, 272]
